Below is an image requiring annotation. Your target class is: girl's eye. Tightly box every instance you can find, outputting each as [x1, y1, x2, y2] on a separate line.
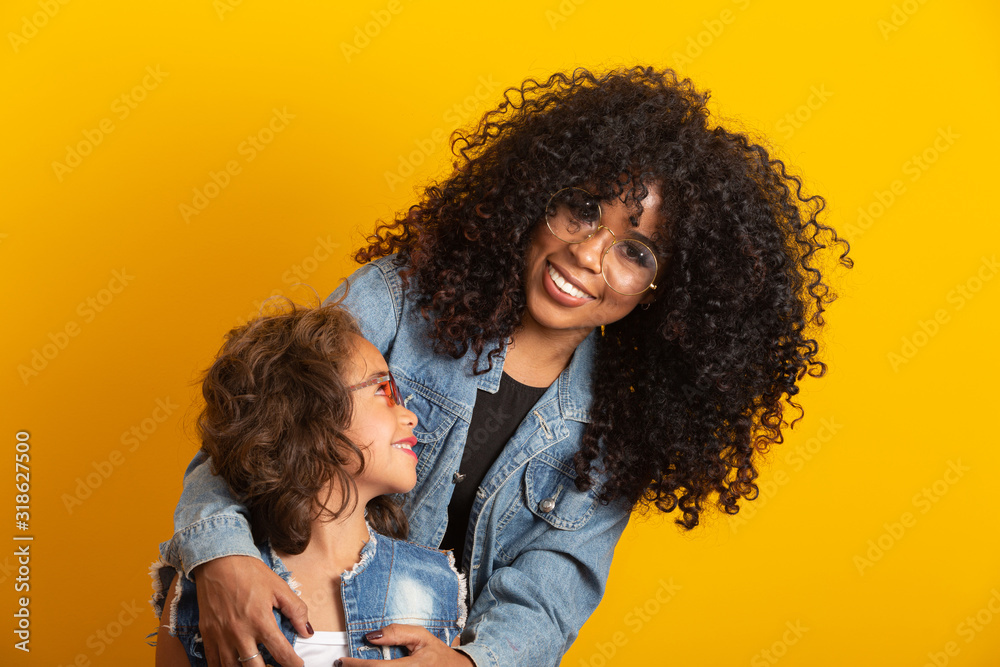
[374, 381, 397, 407]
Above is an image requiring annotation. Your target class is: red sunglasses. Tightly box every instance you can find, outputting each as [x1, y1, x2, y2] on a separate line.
[348, 371, 403, 407]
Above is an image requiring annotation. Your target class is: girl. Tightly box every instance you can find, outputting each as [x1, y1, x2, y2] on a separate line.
[151, 300, 466, 665]
[159, 66, 852, 667]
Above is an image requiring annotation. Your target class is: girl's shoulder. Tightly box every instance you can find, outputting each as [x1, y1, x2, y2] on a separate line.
[382, 532, 458, 566]
[371, 533, 468, 629]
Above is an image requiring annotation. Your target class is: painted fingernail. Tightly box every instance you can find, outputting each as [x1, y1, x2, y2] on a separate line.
[306, 621, 314, 635]
[365, 630, 383, 641]
[334, 661, 342, 667]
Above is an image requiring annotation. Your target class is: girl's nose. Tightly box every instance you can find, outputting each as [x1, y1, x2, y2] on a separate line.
[398, 405, 418, 429]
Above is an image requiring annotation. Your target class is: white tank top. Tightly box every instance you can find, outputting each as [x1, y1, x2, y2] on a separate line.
[294, 630, 350, 664]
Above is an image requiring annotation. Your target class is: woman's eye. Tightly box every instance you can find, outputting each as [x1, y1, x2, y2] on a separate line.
[569, 204, 599, 225]
[616, 241, 653, 267]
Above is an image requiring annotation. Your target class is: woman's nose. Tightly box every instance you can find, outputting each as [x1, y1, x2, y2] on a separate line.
[569, 225, 615, 273]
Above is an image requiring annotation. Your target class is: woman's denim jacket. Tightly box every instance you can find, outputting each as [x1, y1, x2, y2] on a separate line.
[152, 524, 465, 664]
[159, 256, 631, 667]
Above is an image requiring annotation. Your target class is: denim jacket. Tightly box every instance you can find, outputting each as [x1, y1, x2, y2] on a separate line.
[160, 256, 631, 667]
[152, 524, 466, 664]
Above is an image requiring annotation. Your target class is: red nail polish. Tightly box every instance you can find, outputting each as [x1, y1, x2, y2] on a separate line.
[306, 622, 314, 635]
[366, 630, 383, 641]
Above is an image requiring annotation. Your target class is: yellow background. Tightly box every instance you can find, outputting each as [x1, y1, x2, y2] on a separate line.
[2, 0, 998, 665]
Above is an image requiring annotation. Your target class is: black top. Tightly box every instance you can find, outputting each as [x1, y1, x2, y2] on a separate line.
[439, 372, 548, 569]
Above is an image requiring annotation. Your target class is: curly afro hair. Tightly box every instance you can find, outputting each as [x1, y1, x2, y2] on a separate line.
[357, 66, 852, 529]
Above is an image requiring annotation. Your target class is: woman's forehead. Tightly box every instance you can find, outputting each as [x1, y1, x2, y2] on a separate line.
[601, 182, 666, 230]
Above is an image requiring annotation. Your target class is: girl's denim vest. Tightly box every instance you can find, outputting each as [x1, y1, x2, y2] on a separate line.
[151, 525, 466, 664]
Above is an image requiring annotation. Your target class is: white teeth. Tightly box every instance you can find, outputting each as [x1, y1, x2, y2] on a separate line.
[547, 263, 591, 299]
[391, 443, 412, 451]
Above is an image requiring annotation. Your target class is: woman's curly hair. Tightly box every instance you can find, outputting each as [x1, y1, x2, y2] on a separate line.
[357, 66, 852, 529]
[198, 298, 407, 553]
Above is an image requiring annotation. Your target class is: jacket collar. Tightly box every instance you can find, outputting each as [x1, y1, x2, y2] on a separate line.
[470, 328, 596, 425]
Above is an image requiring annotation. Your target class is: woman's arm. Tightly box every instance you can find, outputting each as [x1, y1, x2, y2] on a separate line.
[160, 457, 311, 667]
[453, 504, 630, 667]
[192, 556, 308, 667]
[156, 564, 306, 667]
[160, 451, 261, 576]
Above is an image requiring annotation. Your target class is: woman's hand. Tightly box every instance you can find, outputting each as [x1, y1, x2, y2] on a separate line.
[335, 624, 474, 666]
[192, 555, 312, 667]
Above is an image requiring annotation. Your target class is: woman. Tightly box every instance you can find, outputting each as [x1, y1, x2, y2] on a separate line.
[159, 66, 851, 667]
[152, 301, 465, 665]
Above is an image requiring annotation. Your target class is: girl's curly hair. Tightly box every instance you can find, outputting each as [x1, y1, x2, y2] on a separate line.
[357, 66, 852, 529]
[198, 298, 407, 553]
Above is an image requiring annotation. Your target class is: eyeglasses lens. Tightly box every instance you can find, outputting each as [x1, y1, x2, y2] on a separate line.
[545, 188, 657, 295]
[384, 372, 403, 407]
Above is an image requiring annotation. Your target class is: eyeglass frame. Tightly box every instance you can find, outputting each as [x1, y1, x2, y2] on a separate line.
[347, 371, 404, 408]
[543, 187, 659, 296]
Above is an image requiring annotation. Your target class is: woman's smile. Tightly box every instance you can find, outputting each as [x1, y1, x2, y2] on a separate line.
[522, 185, 665, 340]
[545, 261, 596, 303]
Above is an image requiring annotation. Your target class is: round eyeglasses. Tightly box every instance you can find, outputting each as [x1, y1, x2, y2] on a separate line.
[544, 187, 659, 296]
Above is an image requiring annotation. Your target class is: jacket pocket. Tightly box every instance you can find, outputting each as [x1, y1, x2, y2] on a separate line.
[523, 452, 601, 530]
[495, 452, 601, 564]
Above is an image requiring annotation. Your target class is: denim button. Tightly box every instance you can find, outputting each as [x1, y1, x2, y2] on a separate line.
[452, 472, 466, 484]
[538, 498, 556, 513]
